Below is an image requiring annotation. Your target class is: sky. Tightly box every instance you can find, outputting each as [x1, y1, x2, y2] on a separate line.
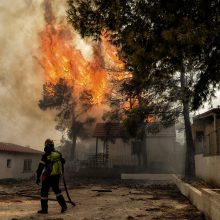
[0, 0, 219, 150]
[199, 91, 220, 112]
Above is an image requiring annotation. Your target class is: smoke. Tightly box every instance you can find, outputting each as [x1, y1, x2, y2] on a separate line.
[0, 0, 73, 149]
[43, 0, 55, 24]
[0, 0, 107, 150]
[40, 0, 111, 126]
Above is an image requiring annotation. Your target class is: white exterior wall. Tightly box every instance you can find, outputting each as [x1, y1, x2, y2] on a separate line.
[108, 139, 138, 167]
[146, 136, 176, 171]
[95, 125, 181, 172]
[146, 126, 177, 173]
[195, 154, 220, 186]
[0, 152, 41, 179]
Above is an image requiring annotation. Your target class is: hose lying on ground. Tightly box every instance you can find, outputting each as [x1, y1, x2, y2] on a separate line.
[15, 191, 74, 204]
[16, 180, 76, 206]
[62, 174, 76, 206]
[14, 176, 76, 206]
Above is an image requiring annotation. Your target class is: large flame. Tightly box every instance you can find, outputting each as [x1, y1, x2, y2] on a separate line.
[101, 31, 132, 82]
[101, 31, 134, 111]
[101, 31, 124, 70]
[39, 0, 131, 111]
[39, 24, 109, 105]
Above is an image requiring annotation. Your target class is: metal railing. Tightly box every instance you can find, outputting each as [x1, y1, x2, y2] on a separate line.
[80, 153, 109, 168]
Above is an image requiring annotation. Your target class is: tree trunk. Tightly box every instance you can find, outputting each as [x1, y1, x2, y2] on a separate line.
[70, 115, 77, 160]
[138, 95, 147, 168]
[180, 71, 195, 178]
[71, 134, 77, 159]
[141, 129, 147, 168]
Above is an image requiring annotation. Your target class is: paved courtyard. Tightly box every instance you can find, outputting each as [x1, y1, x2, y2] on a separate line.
[0, 179, 205, 220]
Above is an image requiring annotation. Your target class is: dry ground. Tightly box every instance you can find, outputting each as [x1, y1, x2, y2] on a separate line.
[0, 179, 205, 220]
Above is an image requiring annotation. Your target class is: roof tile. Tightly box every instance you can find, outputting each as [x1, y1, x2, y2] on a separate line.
[0, 142, 42, 154]
[93, 123, 127, 138]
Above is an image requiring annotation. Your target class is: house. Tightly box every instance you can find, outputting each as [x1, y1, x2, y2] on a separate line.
[0, 142, 42, 180]
[90, 122, 179, 173]
[192, 108, 220, 155]
[192, 108, 220, 185]
[145, 123, 178, 173]
[92, 122, 138, 169]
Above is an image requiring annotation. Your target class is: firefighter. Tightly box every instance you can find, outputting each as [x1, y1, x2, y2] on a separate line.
[36, 139, 67, 214]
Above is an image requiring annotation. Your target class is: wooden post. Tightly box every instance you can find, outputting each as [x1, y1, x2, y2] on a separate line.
[213, 114, 219, 154]
[106, 141, 109, 167]
[103, 140, 106, 166]
[96, 137, 98, 166]
[96, 137, 98, 156]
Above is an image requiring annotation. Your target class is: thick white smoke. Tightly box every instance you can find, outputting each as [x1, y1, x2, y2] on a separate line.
[0, 0, 71, 149]
[0, 0, 116, 150]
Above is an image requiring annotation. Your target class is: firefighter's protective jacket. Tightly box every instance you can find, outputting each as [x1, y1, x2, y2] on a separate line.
[36, 150, 65, 180]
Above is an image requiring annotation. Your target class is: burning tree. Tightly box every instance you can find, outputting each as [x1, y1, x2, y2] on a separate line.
[38, 0, 110, 159]
[39, 79, 95, 159]
[102, 32, 177, 125]
[67, 0, 220, 178]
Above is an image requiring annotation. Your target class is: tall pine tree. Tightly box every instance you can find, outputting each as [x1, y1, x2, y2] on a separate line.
[39, 79, 95, 159]
[67, 0, 220, 177]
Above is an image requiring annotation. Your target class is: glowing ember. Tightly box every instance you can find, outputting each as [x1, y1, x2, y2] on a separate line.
[145, 115, 157, 123]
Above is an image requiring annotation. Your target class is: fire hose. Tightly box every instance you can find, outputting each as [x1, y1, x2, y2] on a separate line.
[62, 174, 76, 206]
[15, 174, 76, 206]
[15, 191, 73, 204]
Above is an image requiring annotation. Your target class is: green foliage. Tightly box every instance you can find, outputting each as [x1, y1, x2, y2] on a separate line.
[67, 0, 220, 176]
[123, 107, 151, 138]
[67, 0, 220, 111]
[39, 78, 95, 144]
[192, 35, 220, 109]
[39, 78, 73, 111]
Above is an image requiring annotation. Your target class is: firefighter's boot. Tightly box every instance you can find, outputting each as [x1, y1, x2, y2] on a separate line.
[38, 199, 48, 214]
[57, 194, 67, 213]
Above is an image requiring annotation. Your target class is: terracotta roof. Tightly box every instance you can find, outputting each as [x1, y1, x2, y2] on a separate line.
[0, 142, 42, 154]
[93, 123, 127, 138]
[194, 108, 220, 121]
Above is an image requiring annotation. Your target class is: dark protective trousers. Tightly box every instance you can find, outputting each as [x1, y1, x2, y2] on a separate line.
[40, 175, 66, 211]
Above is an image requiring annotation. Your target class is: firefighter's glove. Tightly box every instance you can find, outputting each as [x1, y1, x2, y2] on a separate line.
[36, 178, 40, 185]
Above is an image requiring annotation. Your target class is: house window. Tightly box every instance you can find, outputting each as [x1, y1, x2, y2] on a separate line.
[7, 159, 11, 168]
[196, 131, 204, 142]
[23, 159, 32, 172]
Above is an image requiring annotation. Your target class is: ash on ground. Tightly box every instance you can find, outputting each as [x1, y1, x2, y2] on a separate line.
[0, 178, 205, 220]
